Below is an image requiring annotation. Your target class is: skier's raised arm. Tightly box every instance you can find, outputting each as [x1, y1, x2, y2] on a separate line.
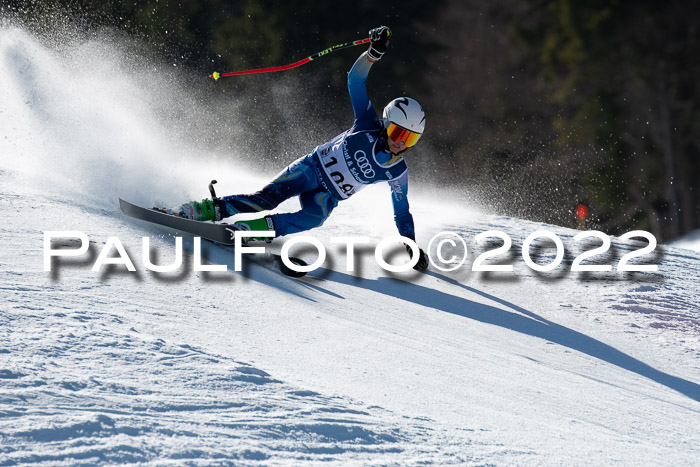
[347, 26, 391, 130]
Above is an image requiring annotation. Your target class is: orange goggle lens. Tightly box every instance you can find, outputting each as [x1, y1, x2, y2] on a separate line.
[387, 123, 422, 147]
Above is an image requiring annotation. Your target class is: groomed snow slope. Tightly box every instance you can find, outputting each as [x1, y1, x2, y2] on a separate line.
[672, 230, 700, 253]
[1, 26, 699, 465]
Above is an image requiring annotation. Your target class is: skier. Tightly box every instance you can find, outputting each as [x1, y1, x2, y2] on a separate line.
[172, 26, 429, 271]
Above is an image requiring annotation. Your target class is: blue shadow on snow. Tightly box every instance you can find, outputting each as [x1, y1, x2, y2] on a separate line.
[307, 268, 700, 404]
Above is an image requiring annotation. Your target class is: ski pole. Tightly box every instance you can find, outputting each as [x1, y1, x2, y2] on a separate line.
[209, 37, 370, 80]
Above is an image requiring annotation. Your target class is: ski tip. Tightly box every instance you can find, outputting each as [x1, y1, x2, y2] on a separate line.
[210, 71, 220, 81]
[118, 198, 134, 215]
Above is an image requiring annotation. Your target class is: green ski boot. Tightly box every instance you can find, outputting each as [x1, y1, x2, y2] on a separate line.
[233, 216, 276, 244]
[171, 198, 221, 221]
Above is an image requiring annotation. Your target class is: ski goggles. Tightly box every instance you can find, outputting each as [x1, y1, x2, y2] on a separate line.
[386, 123, 422, 148]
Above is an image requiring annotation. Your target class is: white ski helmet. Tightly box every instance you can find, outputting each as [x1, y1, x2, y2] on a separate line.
[382, 97, 425, 147]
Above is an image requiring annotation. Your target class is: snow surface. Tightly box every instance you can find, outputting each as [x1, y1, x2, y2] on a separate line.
[1, 25, 699, 465]
[671, 230, 700, 253]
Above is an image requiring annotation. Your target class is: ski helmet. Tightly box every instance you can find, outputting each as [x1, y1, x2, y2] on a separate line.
[382, 97, 425, 147]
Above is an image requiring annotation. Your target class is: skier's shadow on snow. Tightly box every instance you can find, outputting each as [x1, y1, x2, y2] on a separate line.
[307, 268, 700, 403]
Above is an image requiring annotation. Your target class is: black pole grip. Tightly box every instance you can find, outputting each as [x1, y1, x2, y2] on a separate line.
[208, 180, 218, 200]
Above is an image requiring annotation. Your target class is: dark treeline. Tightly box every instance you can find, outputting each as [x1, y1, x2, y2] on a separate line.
[5, 0, 698, 241]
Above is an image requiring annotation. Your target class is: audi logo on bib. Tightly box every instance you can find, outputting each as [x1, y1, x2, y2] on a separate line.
[314, 129, 406, 200]
[353, 150, 376, 178]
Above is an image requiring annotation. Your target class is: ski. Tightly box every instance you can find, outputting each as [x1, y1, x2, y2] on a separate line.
[120, 198, 239, 244]
[119, 198, 307, 277]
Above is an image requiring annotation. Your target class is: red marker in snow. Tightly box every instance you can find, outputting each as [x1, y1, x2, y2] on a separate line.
[575, 202, 589, 230]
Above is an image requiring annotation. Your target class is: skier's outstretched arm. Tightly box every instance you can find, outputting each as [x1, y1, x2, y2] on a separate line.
[389, 171, 428, 271]
[390, 172, 429, 271]
[389, 171, 415, 241]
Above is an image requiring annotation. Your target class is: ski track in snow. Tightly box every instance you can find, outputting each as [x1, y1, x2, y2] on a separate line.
[1, 25, 700, 465]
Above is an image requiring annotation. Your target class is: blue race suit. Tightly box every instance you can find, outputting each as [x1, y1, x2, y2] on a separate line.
[219, 52, 416, 240]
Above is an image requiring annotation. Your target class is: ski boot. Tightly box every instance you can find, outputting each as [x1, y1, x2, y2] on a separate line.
[233, 216, 275, 245]
[157, 198, 221, 222]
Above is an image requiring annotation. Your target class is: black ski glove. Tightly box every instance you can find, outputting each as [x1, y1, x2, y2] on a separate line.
[406, 245, 429, 271]
[368, 26, 391, 62]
